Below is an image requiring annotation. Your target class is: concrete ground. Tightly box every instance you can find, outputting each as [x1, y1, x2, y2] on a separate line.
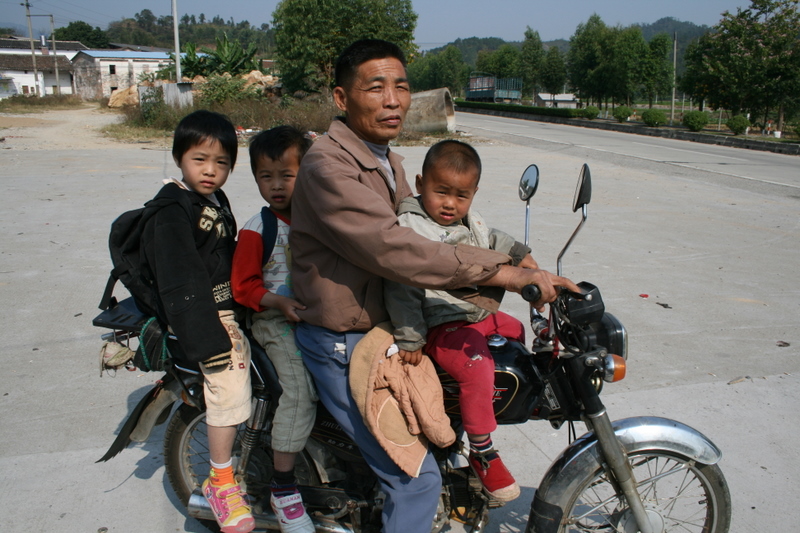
[0, 106, 797, 532]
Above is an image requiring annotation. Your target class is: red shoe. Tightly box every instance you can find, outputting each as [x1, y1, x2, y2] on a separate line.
[468, 450, 520, 502]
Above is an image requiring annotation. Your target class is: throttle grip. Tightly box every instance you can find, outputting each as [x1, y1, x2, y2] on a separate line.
[522, 284, 542, 302]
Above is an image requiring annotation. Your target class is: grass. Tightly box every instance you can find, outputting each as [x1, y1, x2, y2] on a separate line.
[0, 94, 86, 113]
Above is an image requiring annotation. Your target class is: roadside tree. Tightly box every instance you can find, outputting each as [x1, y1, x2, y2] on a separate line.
[540, 46, 567, 101]
[272, 0, 417, 93]
[475, 44, 521, 79]
[520, 27, 545, 98]
[53, 21, 110, 48]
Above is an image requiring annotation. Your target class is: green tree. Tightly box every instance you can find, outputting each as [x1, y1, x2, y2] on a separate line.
[540, 46, 567, 99]
[53, 20, 110, 48]
[683, 0, 800, 129]
[273, 0, 417, 94]
[408, 46, 469, 95]
[520, 27, 544, 97]
[568, 14, 608, 105]
[641, 33, 673, 107]
[602, 26, 647, 106]
[475, 44, 520, 78]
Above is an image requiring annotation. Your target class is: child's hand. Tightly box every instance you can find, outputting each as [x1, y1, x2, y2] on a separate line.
[399, 348, 424, 366]
[259, 293, 307, 322]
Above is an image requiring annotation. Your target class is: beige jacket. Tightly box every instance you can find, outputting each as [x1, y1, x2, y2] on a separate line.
[350, 322, 456, 477]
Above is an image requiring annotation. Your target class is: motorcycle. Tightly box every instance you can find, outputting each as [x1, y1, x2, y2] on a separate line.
[95, 163, 731, 533]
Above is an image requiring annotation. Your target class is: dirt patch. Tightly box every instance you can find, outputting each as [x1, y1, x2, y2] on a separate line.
[0, 104, 138, 151]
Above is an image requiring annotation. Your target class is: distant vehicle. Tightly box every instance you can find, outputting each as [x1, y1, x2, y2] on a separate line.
[465, 72, 522, 104]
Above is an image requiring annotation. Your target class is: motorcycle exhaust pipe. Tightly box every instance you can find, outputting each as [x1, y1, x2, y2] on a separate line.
[188, 491, 355, 533]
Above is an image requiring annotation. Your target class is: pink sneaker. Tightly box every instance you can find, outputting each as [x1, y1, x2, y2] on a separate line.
[270, 491, 314, 533]
[202, 478, 255, 533]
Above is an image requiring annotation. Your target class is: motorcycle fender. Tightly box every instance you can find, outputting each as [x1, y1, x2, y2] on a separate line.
[128, 377, 192, 442]
[529, 416, 722, 533]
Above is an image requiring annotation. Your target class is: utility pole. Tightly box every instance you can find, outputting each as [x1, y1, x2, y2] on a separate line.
[30, 13, 59, 95]
[172, 0, 182, 81]
[670, 31, 677, 126]
[22, 1, 40, 96]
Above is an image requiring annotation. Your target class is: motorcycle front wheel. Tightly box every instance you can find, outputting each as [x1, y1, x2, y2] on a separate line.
[163, 403, 318, 507]
[556, 451, 731, 533]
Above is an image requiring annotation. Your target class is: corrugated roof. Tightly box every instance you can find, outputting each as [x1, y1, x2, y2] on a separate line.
[0, 53, 74, 71]
[77, 51, 171, 60]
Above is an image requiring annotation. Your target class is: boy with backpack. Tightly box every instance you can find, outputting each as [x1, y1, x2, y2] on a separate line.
[141, 110, 254, 533]
[231, 126, 316, 533]
[384, 140, 540, 503]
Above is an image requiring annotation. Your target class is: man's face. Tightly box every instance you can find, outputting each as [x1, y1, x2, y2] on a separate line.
[333, 57, 411, 145]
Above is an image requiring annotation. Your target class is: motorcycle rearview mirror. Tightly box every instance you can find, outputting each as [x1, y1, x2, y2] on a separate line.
[519, 164, 540, 247]
[557, 164, 592, 276]
[572, 164, 592, 212]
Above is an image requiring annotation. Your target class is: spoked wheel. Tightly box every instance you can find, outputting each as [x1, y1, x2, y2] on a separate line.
[560, 452, 731, 533]
[164, 403, 318, 507]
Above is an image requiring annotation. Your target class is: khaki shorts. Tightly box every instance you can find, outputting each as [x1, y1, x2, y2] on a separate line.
[201, 310, 252, 427]
[251, 308, 317, 453]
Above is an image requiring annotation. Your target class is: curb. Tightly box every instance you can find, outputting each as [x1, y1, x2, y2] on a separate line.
[456, 106, 800, 157]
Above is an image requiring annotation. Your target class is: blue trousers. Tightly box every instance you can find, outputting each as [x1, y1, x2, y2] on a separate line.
[296, 322, 441, 533]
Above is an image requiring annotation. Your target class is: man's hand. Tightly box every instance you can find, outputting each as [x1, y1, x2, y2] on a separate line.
[399, 348, 424, 366]
[487, 265, 580, 308]
[259, 293, 307, 322]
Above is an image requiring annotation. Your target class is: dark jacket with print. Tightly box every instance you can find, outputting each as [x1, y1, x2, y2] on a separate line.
[141, 182, 237, 362]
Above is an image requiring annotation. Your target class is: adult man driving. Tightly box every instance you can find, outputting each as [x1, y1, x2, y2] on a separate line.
[290, 39, 578, 532]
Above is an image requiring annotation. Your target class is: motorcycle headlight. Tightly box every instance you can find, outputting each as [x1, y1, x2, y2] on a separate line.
[589, 312, 627, 360]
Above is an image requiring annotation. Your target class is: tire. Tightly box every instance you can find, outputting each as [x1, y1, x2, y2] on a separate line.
[556, 451, 731, 533]
[163, 403, 319, 506]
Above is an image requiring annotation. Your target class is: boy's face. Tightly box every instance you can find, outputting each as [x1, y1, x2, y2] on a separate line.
[415, 162, 479, 226]
[174, 138, 232, 196]
[254, 145, 301, 216]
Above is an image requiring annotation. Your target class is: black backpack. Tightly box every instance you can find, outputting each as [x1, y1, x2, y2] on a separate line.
[98, 194, 194, 321]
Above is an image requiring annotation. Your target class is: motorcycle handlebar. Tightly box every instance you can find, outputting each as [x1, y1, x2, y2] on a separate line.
[522, 284, 542, 303]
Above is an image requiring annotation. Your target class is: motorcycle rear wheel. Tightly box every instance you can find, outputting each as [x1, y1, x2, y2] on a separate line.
[164, 403, 318, 507]
[557, 451, 731, 533]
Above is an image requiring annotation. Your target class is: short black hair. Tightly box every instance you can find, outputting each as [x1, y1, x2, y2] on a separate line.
[422, 140, 482, 184]
[172, 110, 238, 169]
[334, 39, 407, 89]
[248, 125, 313, 176]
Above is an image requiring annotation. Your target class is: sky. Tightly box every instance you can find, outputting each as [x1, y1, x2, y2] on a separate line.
[1, 0, 753, 49]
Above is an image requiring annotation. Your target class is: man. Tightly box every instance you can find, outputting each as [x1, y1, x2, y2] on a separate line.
[290, 39, 578, 532]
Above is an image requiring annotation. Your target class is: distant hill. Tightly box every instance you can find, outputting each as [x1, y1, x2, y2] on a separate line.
[423, 17, 709, 72]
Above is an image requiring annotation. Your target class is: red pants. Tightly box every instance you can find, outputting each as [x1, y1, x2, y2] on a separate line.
[425, 311, 525, 435]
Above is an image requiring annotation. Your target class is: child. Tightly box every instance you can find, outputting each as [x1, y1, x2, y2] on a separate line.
[384, 140, 539, 503]
[231, 126, 317, 533]
[142, 110, 254, 533]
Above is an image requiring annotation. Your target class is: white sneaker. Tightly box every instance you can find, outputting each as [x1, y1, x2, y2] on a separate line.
[270, 491, 315, 533]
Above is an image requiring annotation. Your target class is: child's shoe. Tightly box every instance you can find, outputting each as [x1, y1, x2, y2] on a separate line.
[270, 488, 314, 533]
[468, 449, 521, 502]
[202, 478, 255, 533]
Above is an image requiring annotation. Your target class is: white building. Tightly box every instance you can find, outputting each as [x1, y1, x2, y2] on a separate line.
[0, 37, 88, 60]
[0, 53, 74, 98]
[534, 93, 579, 109]
[72, 51, 170, 100]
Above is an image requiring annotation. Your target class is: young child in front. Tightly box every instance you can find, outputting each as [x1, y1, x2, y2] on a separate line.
[231, 126, 317, 533]
[384, 140, 539, 503]
[142, 110, 254, 533]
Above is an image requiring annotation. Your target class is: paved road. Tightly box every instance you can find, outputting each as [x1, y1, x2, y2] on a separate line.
[0, 111, 797, 532]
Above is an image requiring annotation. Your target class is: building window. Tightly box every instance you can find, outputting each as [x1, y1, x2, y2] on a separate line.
[109, 65, 116, 75]
[110, 86, 118, 93]
[22, 85, 29, 94]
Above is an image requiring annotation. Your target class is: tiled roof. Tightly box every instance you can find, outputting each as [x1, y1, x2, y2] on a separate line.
[0, 53, 74, 71]
[0, 38, 88, 51]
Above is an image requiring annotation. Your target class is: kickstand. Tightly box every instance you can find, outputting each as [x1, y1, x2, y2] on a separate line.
[467, 498, 490, 533]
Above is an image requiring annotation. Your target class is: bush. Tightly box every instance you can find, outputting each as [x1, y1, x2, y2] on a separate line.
[794, 124, 800, 138]
[641, 108, 667, 127]
[725, 115, 750, 135]
[583, 105, 600, 120]
[197, 73, 263, 106]
[612, 105, 633, 123]
[683, 110, 710, 132]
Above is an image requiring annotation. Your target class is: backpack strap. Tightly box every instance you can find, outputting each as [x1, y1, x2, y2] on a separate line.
[260, 206, 278, 266]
